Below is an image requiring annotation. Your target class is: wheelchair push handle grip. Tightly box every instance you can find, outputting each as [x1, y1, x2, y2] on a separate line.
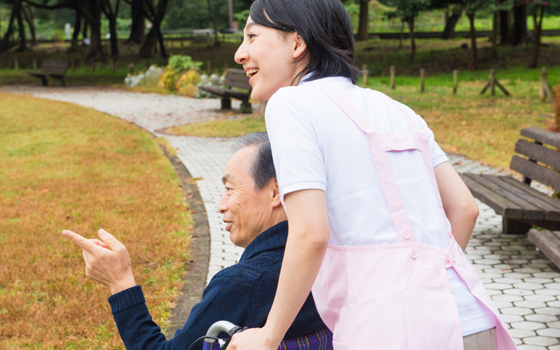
[204, 320, 246, 349]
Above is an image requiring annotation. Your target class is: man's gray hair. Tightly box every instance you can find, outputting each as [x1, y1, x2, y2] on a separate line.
[233, 132, 276, 190]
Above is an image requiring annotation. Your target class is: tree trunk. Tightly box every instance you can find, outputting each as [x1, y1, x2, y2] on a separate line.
[85, 0, 103, 59]
[22, 4, 36, 46]
[206, 0, 220, 46]
[511, 3, 529, 45]
[139, 25, 158, 58]
[399, 21, 404, 49]
[127, 0, 145, 44]
[0, 3, 17, 52]
[441, 8, 462, 40]
[2, 4, 17, 42]
[357, 0, 368, 41]
[15, 0, 27, 51]
[528, 4, 544, 68]
[137, 0, 169, 58]
[82, 19, 89, 46]
[407, 17, 415, 61]
[467, 12, 477, 70]
[71, 10, 82, 52]
[490, 11, 498, 59]
[499, 10, 511, 45]
[108, 15, 119, 58]
[103, 0, 121, 58]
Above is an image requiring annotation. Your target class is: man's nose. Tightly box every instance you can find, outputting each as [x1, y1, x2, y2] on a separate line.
[218, 193, 227, 214]
[234, 42, 248, 65]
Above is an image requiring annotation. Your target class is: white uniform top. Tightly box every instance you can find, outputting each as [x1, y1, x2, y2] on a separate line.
[265, 76, 495, 336]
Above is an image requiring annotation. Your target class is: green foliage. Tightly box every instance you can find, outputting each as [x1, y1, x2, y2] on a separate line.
[380, 0, 432, 20]
[167, 55, 203, 74]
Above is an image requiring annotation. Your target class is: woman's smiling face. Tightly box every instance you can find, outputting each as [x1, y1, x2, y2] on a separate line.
[234, 16, 308, 102]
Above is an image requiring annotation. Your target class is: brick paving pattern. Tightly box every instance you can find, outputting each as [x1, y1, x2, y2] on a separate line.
[3, 86, 559, 348]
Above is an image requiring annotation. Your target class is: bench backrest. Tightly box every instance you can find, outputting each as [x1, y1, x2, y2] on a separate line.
[40, 60, 68, 75]
[511, 127, 560, 192]
[224, 68, 251, 92]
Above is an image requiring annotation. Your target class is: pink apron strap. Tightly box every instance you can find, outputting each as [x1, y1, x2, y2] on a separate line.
[311, 84, 416, 244]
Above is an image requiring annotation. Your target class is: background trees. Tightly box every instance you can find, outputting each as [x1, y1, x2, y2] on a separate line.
[0, 0, 557, 68]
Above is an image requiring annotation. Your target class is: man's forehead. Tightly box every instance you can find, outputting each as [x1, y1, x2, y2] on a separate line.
[222, 146, 257, 184]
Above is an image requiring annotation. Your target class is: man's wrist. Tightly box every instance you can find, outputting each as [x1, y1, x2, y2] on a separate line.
[109, 276, 137, 295]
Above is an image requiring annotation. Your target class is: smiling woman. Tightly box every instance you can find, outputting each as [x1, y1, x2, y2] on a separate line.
[0, 93, 192, 349]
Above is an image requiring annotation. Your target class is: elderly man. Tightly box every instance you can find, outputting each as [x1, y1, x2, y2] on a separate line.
[62, 132, 332, 350]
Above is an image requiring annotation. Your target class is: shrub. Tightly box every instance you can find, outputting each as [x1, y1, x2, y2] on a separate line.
[167, 55, 203, 74]
[124, 65, 162, 88]
[158, 68, 180, 93]
[176, 69, 202, 97]
[196, 73, 226, 98]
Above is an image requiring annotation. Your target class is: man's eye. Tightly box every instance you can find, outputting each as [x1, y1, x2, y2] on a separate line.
[247, 34, 256, 39]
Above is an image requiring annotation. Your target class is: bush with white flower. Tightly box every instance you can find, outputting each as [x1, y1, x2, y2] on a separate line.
[196, 73, 226, 98]
[124, 65, 163, 88]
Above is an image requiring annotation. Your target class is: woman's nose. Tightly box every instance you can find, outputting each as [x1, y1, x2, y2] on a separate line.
[234, 42, 248, 65]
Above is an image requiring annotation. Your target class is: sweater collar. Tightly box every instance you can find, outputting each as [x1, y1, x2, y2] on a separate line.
[240, 221, 288, 261]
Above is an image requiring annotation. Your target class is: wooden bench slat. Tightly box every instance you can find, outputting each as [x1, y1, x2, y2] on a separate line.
[500, 177, 560, 220]
[527, 229, 560, 269]
[478, 175, 546, 220]
[510, 155, 560, 191]
[515, 139, 560, 171]
[460, 174, 523, 218]
[521, 127, 560, 149]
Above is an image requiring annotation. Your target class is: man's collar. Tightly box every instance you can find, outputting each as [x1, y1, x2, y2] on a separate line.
[240, 221, 288, 261]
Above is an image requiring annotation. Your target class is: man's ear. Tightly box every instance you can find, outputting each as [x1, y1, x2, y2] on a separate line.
[270, 179, 282, 208]
[292, 32, 307, 60]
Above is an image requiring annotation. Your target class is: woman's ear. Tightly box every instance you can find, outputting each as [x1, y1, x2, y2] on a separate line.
[292, 32, 307, 60]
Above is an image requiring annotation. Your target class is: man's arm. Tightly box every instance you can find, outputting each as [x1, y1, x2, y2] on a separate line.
[62, 229, 252, 350]
[110, 269, 253, 350]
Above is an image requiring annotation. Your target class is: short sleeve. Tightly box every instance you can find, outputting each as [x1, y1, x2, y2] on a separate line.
[413, 114, 448, 167]
[265, 88, 327, 199]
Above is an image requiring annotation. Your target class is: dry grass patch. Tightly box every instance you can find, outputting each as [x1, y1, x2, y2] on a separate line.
[0, 93, 192, 349]
[165, 116, 266, 138]
[369, 80, 555, 170]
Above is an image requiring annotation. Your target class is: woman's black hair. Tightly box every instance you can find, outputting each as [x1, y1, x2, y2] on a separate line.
[250, 0, 362, 84]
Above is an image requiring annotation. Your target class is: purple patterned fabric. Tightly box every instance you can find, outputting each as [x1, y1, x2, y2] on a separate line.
[278, 328, 333, 350]
[202, 328, 333, 350]
[202, 327, 333, 350]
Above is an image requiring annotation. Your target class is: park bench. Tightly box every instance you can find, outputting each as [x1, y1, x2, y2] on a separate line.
[198, 68, 252, 113]
[460, 127, 560, 267]
[27, 59, 68, 87]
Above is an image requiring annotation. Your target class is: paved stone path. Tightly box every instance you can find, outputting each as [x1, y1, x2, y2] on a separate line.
[3, 86, 559, 349]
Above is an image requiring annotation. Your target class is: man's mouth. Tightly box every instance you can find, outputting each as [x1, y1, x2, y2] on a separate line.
[224, 222, 232, 231]
[246, 68, 259, 78]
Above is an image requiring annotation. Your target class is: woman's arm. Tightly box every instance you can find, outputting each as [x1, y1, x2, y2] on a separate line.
[228, 189, 330, 350]
[434, 162, 479, 250]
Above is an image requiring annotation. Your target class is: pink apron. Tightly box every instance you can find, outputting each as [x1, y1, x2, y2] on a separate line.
[309, 84, 516, 350]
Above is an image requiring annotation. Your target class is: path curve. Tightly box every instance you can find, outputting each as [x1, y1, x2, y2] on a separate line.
[2, 85, 559, 349]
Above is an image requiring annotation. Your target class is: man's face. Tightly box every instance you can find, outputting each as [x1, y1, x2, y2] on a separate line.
[219, 145, 274, 248]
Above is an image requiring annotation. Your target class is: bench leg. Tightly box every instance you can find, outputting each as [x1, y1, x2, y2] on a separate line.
[220, 96, 232, 110]
[240, 100, 252, 114]
[40, 77, 48, 86]
[502, 217, 532, 235]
